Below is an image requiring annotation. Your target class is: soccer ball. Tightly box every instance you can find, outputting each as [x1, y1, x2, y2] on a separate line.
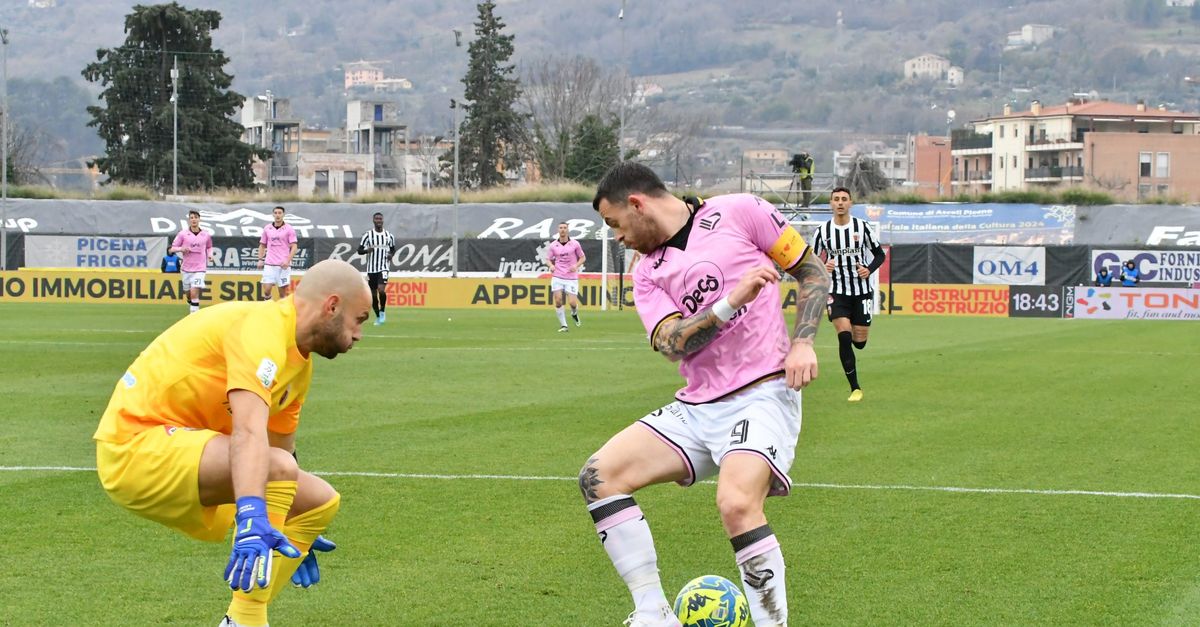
[673, 575, 750, 627]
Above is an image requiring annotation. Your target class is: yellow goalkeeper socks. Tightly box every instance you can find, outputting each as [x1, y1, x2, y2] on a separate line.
[226, 480, 297, 626]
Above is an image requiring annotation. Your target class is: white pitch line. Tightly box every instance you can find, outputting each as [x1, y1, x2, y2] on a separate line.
[3, 466, 1198, 501]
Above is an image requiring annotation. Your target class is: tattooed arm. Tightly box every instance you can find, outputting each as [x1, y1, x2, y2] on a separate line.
[652, 266, 782, 362]
[781, 251, 831, 389]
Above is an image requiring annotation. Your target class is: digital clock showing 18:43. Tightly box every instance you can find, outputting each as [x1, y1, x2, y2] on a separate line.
[1009, 285, 1064, 318]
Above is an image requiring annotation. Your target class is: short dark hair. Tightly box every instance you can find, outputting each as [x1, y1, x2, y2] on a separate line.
[373, 212, 383, 218]
[273, 205, 286, 212]
[831, 186, 852, 198]
[592, 162, 669, 212]
[187, 210, 200, 218]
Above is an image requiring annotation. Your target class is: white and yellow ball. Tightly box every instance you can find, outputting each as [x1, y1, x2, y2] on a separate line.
[673, 575, 750, 627]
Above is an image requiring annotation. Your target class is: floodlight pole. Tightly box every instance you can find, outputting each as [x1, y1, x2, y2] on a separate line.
[1, 28, 9, 271]
[451, 28, 463, 278]
[617, 1, 627, 162]
[451, 99, 460, 278]
[171, 56, 179, 196]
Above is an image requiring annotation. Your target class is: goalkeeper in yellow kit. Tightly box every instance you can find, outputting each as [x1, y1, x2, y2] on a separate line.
[93, 260, 371, 626]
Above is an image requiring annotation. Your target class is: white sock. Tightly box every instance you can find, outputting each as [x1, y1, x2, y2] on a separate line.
[556, 307, 567, 327]
[589, 495, 670, 615]
[732, 525, 788, 626]
[189, 301, 199, 313]
[571, 306, 579, 319]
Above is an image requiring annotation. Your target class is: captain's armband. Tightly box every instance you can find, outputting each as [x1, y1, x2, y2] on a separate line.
[767, 226, 810, 270]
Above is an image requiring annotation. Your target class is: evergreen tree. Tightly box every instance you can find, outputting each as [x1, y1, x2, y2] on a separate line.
[458, 1, 528, 188]
[82, 2, 266, 190]
[565, 114, 620, 184]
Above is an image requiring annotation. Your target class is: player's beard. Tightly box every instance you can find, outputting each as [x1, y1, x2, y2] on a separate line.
[314, 311, 352, 359]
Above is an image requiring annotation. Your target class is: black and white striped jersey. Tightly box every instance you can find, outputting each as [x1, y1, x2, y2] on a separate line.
[812, 217, 879, 296]
[358, 229, 396, 273]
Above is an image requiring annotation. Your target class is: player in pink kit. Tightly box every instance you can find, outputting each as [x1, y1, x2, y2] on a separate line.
[545, 222, 587, 332]
[257, 206, 298, 300]
[583, 163, 829, 627]
[169, 209, 213, 314]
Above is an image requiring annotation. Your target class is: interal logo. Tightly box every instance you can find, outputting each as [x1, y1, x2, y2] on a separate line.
[680, 262, 724, 314]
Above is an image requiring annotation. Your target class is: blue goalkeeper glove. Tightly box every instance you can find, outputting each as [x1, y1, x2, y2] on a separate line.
[224, 496, 301, 592]
[292, 535, 337, 588]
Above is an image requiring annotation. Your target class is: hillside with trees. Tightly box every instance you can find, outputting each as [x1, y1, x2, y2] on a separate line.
[3, 0, 1200, 186]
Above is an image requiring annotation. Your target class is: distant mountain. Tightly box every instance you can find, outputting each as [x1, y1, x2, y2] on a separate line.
[4, 0, 1200, 182]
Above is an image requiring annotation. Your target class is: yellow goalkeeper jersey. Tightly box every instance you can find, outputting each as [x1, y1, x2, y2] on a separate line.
[94, 297, 313, 444]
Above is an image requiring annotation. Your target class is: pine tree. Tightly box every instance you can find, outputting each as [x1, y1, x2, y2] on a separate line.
[82, 2, 267, 190]
[565, 114, 620, 184]
[458, 1, 528, 188]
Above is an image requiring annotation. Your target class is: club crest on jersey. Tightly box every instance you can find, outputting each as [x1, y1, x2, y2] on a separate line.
[257, 358, 278, 389]
[680, 261, 725, 314]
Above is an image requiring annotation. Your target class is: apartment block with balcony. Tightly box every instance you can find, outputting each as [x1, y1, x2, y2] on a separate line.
[241, 94, 303, 189]
[347, 100, 410, 191]
[950, 99, 1200, 200]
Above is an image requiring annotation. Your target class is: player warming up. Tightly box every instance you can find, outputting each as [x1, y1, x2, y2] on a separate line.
[93, 259, 371, 627]
[583, 162, 830, 627]
[358, 211, 396, 325]
[170, 209, 213, 314]
[811, 187, 886, 402]
[546, 221, 586, 332]
[257, 206, 299, 301]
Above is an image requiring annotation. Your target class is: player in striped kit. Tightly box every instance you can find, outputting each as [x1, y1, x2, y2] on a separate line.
[357, 212, 396, 325]
[811, 187, 886, 402]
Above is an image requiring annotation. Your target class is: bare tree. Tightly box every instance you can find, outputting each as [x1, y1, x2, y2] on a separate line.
[627, 107, 709, 186]
[413, 134, 446, 190]
[4, 121, 55, 186]
[521, 55, 630, 181]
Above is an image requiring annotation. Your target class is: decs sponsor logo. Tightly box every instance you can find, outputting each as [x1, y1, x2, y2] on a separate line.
[679, 262, 724, 314]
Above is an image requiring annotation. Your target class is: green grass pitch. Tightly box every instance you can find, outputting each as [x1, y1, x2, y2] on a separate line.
[0, 303, 1197, 625]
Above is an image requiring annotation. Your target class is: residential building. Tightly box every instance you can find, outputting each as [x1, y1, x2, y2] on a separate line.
[344, 61, 385, 89]
[240, 96, 418, 198]
[743, 148, 790, 171]
[950, 98, 1200, 201]
[240, 93, 302, 189]
[905, 134, 952, 199]
[1005, 24, 1056, 49]
[947, 66, 965, 87]
[903, 54, 950, 81]
[834, 141, 909, 186]
[346, 99, 410, 191]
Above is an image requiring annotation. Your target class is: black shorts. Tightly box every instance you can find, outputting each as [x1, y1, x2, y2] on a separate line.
[827, 293, 873, 326]
[367, 271, 389, 290]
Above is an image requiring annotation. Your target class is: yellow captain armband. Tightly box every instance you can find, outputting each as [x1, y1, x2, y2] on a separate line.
[767, 226, 810, 270]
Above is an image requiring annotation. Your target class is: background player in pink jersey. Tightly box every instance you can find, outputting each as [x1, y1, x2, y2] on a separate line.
[257, 206, 299, 300]
[583, 162, 829, 627]
[545, 221, 586, 332]
[169, 209, 213, 314]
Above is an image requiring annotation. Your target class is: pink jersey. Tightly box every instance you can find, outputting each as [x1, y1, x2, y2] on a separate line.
[172, 228, 212, 273]
[633, 194, 811, 403]
[547, 238, 585, 280]
[260, 222, 297, 267]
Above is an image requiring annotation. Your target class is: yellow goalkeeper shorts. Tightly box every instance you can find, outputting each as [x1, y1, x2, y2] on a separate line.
[96, 426, 236, 542]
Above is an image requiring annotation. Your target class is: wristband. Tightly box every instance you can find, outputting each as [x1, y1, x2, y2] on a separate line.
[712, 297, 736, 322]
